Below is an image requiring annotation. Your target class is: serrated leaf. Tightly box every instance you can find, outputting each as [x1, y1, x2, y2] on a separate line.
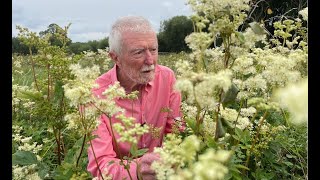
[17, 90, 43, 101]
[12, 150, 38, 166]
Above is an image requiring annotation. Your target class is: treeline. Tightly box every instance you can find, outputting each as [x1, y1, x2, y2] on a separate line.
[12, 0, 307, 55]
[12, 15, 194, 55]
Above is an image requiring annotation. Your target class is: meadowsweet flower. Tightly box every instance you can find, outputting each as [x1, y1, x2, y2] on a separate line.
[113, 113, 149, 145]
[63, 63, 101, 107]
[232, 56, 256, 75]
[273, 78, 308, 125]
[240, 107, 257, 117]
[299, 7, 308, 21]
[203, 114, 216, 137]
[13, 164, 42, 180]
[193, 149, 231, 180]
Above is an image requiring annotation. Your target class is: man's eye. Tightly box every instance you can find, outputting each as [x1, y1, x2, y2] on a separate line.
[134, 50, 143, 55]
[150, 48, 157, 53]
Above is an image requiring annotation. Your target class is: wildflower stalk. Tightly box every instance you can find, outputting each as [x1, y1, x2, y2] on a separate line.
[107, 115, 133, 180]
[233, 100, 244, 130]
[280, 108, 290, 127]
[52, 125, 62, 165]
[76, 134, 87, 167]
[193, 85, 203, 136]
[28, 47, 40, 92]
[76, 104, 88, 167]
[89, 135, 105, 180]
[91, 103, 133, 180]
[214, 89, 223, 140]
[243, 110, 268, 174]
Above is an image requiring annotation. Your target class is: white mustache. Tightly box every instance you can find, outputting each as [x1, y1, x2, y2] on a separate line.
[141, 65, 155, 72]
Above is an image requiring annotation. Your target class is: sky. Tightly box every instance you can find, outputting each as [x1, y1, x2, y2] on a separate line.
[12, 0, 193, 43]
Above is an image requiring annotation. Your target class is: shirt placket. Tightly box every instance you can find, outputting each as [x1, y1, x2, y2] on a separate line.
[140, 87, 147, 148]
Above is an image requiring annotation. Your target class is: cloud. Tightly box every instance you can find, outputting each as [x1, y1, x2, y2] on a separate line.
[12, 0, 193, 42]
[71, 32, 107, 43]
[162, 1, 174, 8]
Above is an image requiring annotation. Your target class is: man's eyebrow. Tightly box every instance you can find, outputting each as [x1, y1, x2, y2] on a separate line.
[129, 45, 158, 52]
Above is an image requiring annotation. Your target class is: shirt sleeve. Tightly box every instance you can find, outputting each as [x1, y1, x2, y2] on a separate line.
[87, 115, 139, 180]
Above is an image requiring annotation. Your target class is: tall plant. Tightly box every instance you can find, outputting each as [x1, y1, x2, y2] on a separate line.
[151, 0, 308, 179]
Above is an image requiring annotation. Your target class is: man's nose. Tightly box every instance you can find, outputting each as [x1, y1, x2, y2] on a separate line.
[144, 49, 154, 65]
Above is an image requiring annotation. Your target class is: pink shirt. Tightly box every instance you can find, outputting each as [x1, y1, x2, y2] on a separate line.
[87, 64, 182, 179]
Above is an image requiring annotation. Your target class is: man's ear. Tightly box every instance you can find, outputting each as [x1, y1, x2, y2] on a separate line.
[109, 51, 120, 65]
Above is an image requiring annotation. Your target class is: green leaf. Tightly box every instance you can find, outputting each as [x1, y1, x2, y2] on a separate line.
[285, 154, 296, 159]
[283, 161, 294, 167]
[235, 31, 245, 44]
[234, 127, 250, 144]
[17, 90, 43, 101]
[136, 148, 149, 157]
[130, 146, 148, 157]
[12, 150, 38, 166]
[215, 117, 225, 139]
[108, 160, 115, 166]
[221, 83, 239, 106]
[234, 164, 250, 170]
[205, 135, 218, 148]
[53, 80, 65, 103]
[185, 117, 196, 132]
[249, 22, 266, 35]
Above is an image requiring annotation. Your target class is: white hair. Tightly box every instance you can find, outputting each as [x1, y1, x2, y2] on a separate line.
[108, 15, 156, 54]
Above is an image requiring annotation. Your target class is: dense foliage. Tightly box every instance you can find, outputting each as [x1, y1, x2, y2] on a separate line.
[12, 0, 307, 179]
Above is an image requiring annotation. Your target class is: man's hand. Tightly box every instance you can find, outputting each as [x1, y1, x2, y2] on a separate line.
[137, 152, 160, 180]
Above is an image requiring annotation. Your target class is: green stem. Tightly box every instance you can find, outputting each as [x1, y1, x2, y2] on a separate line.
[89, 136, 105, 180]
[76, 134, 86, 167]
[243, 110, 268, 174]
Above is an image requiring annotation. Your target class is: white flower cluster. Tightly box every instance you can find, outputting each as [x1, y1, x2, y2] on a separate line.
[273, 78, 308, 125]
[113, 114, 149, 145]
[12, 126, 43, 155]
[152, 134, 201, 180]
[175, 69, 232, 109]
[12, 164, 42, 180]
[220, 106, 251, 130]
[166, 148, 232, 180]
[299, 7, 308, 21]
[63, 63, 100, 107]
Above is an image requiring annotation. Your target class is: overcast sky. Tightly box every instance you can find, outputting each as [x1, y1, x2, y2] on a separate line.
[12, 0, 193, 42]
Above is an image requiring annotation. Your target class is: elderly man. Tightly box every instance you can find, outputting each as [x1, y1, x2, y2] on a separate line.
[87, 15, 183, 180]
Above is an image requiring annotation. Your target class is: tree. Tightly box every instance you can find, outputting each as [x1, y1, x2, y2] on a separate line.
[67, 42, 92, 54]
[39, 23, 72, 47]
[87, 40, 99, 52]
[97, 38, 109, 50]
[157, 15, 193, 52]
[12, 37, 35, 55]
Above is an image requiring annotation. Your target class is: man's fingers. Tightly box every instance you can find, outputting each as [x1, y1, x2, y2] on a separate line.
[140, 163, 155, 175]
[141, 174, 156, 180]
[140, 153, 160, 165]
